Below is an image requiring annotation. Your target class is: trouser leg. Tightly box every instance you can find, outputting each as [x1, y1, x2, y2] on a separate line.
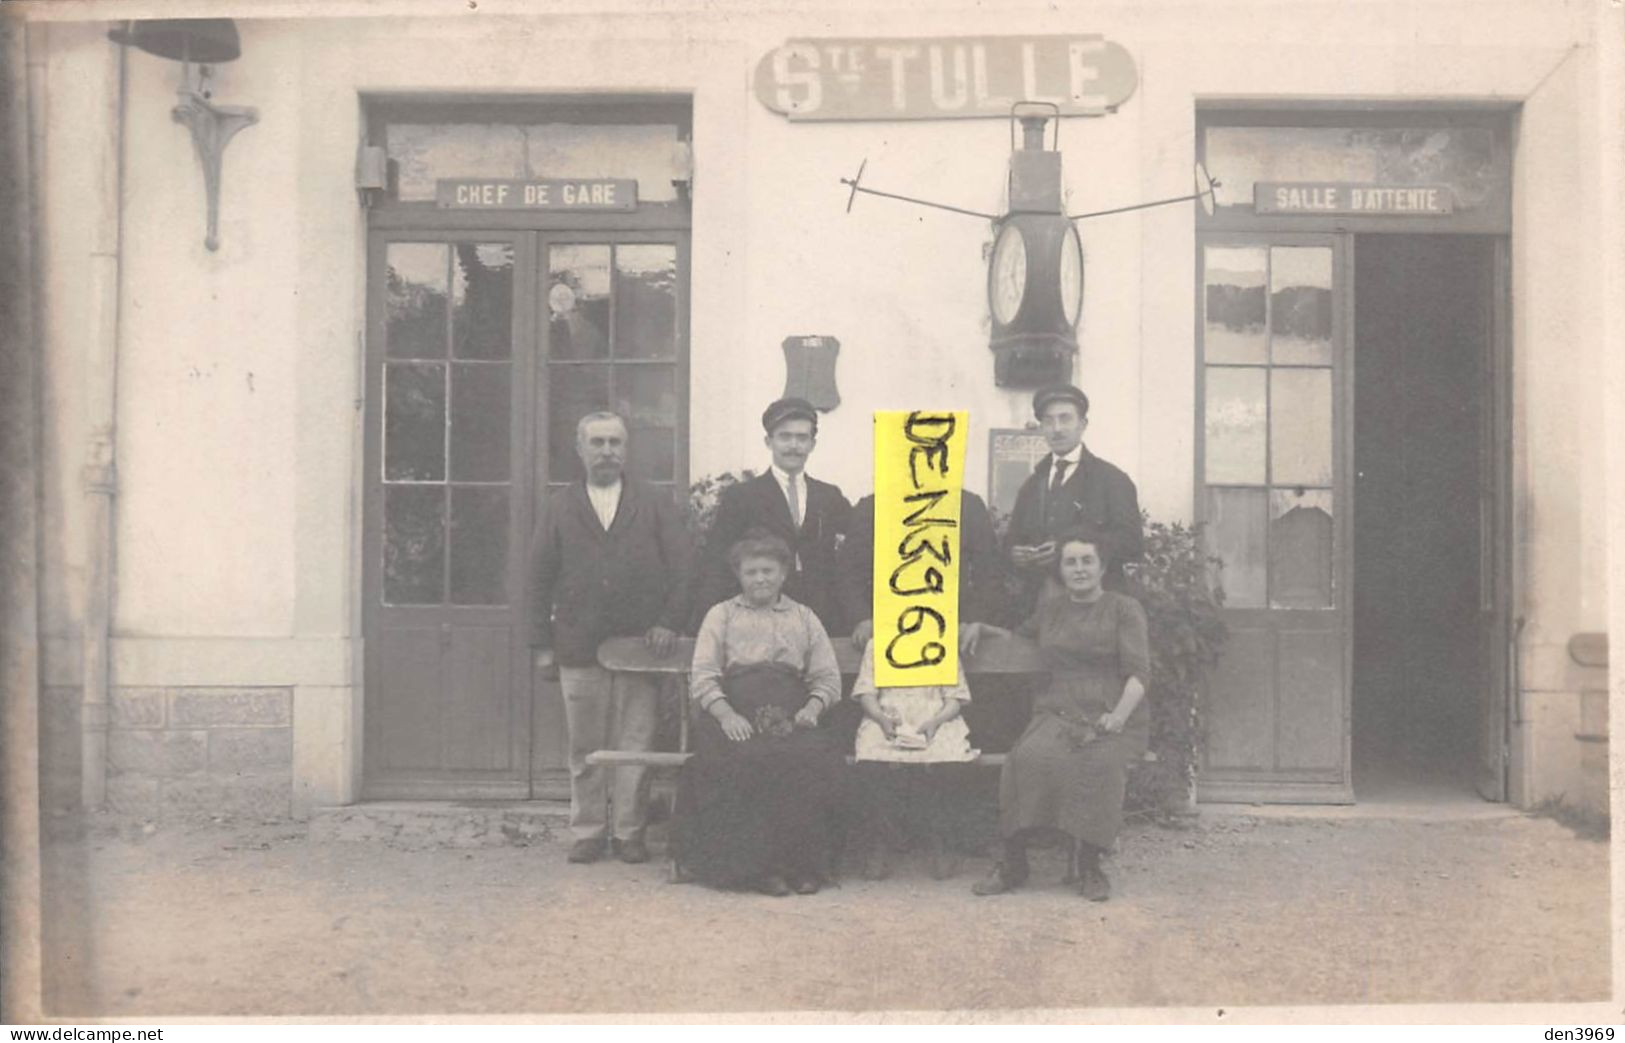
[560, 665, 612, 842]
[610, 672, 660, 841]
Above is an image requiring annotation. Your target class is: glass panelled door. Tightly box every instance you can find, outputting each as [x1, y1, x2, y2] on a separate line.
[363, 230, 688, 798]
[364, 234, 534, 798]
[528, 234, 687, 780]
[1197, 234, 1353, 803]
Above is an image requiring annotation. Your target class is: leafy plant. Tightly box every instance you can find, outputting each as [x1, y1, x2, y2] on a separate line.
[1122, 513, 1229, 816]
[686, 469, 756, 541]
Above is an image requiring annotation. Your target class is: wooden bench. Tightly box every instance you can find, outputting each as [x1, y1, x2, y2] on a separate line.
[585, 633, 1153, 881]
[585, 632, 1055, 771]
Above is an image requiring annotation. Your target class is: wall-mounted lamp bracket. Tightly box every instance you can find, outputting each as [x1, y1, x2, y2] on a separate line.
[172, 78, 257, 251]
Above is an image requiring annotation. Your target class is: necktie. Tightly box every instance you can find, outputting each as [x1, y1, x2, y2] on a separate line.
[1050, 459, 1070, 490]
[787, 474, 802, 528]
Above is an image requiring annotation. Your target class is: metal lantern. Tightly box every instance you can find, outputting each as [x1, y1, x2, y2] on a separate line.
[987, 103, 1083, 388]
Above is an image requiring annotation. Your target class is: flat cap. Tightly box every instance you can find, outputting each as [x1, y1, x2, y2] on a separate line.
[762, 396, 819, 432]
[1032, 383, 1090, 419]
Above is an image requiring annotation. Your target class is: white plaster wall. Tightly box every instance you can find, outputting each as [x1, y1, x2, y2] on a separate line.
[112, 30, 301, 637]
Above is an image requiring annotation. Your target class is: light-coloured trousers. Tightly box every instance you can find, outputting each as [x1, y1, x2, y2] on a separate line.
[559, 664, 660, 842]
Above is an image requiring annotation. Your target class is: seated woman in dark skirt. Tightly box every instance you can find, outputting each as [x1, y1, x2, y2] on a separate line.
[961, 527, 1150, 901]
[674, 531, 844, 896]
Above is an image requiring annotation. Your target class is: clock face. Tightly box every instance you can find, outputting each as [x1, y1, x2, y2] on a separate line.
[990, 223, 1027, 325]
[1059, 223, 1083, 327]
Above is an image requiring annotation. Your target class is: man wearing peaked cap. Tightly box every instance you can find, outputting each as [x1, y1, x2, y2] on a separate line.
[1005, 382, 1143, 611]
[690, 397, 851, 635]
[1031, 383, 1090, 419]
[761, 396, 819, 432]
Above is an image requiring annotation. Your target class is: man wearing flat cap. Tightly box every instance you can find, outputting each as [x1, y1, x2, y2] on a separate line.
[1005, 383, 1143, 611]
[691, 397, 852, 635]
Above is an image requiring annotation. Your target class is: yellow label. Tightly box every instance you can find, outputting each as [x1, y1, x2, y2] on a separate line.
[872, 411, 967, 687]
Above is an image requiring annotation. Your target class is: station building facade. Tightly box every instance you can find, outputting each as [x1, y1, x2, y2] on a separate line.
[17, 0, 1622, 817]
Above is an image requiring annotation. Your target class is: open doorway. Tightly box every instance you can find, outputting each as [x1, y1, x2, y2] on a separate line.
[1352, 234, 1497, 801]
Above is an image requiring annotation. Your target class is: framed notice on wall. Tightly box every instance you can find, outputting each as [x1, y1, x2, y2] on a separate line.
[988, 428, 1049, 523]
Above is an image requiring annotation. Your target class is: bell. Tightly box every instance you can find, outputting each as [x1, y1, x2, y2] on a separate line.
[108, 19, 242, 64]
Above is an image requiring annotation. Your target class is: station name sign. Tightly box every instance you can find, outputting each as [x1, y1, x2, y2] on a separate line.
[435, 179, 638, 211]
[1255, 182, 1454, 216]
[754, 35, 1137, 121]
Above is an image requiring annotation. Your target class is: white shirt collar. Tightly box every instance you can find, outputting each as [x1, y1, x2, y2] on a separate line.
[1051, 444, 1084, 469]
[770, 464, 804, 490]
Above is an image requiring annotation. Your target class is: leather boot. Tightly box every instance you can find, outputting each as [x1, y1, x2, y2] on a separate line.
[1075, 845, 1111, 902]
[971, 839, 1029, 895]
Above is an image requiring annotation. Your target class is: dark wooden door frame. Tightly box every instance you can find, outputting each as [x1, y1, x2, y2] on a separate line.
[1478, 236, 1514, 801]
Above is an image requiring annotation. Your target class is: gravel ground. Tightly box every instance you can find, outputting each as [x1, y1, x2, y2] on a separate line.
[36, 808, 1609, 1019]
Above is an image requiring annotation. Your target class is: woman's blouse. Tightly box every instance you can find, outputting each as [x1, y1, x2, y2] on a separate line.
[1015, 590, 1151, 686]
[689, 594, 842, 712]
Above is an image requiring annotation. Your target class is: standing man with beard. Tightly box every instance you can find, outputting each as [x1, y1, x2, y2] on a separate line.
[1005, 384, 1143, 612]
[530, 411, 691, 865]
[692, 397, 851, 636]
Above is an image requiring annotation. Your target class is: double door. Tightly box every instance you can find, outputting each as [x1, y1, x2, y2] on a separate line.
[361, 229, 687, 799]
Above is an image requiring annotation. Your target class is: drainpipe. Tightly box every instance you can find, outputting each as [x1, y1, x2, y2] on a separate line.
[80, 32, 126, 810]
[1, 17, 47, 1023]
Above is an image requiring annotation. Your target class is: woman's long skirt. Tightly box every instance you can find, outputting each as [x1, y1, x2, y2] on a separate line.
[998, 711, 1142, 850]
[674, 663, 845, 887]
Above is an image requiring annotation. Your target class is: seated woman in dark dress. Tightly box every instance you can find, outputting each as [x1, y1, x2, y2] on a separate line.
[961, 527, 1151, 901]
[674, 531, 844, 896]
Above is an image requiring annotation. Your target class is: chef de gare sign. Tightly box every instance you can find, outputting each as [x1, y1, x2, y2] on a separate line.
[754, 36, 1137, 121]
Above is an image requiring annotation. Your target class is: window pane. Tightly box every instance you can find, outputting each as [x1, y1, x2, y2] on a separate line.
[385, 243, 448, 360]
[1270, 368, 1333, 486]
[387, 123, 528, 202]
[524, 123, 680, 204]
[1203, 246, 1267, 364]
[615, 364, 678, 481]
[1203, 125, 1501, 211]
[1205, 487, 1267, 608]
[1204, 367, 1267, 485]
[452, 243, 514, 360]
[384, 485, 445, 605]
[449, 363, 510, 482]
[384, 363, 446, 481]
[1270, 488, 1334, 609]
[1270, 247, 1333, 365]
[548, 245, 612, 360]
[548, 364, 610, 479]
[450, 487, 509, 605]
[615, 245, 679, 360]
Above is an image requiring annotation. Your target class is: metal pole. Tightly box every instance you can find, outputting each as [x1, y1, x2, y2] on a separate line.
[839, 180, 996, 221]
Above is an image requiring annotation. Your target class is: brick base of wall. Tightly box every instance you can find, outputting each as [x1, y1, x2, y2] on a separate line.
[44, 686, 295, 821]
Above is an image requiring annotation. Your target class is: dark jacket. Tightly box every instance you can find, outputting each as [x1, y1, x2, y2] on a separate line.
[838, 490, 1007, 630]
[1005, 446, 1143, 606]
[529, 478, 692, 668]
[691, 470, 851, 636]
